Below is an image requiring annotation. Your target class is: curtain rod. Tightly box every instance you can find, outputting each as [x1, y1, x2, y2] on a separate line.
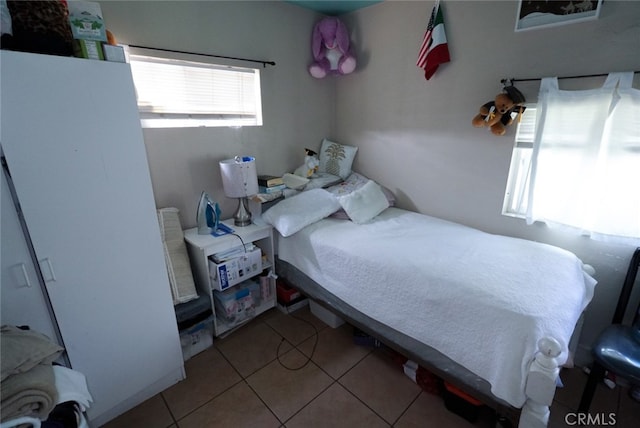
[127, 44, 276, 68]
[503, 70, 639, 85]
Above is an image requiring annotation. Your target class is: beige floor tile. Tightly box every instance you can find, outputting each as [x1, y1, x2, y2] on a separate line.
[583, 381, 620, 415]
[616, 387, 640, 428]
[298, 323, 371, 379]
[554, 367, 585, 409]
[246, 348, 333, 422]
[255, 307, 280, 321]
[285, 382, 389, 428]
[293, 305, 331, 331]
[339, 349, 421, 425]
[266, 306, 327, 346]
[549, 400, 573, 428]
[550, 408, 618, 428]
[105, 324, 640, 428]
[550, 373, 640, 428]
[215, 320, 292, 377]
[101, 393, 173, 428]
[177, 381, 280, 428]
[554, 366, 621, 413]
[395, 391, 476, 428]
[554, 367, 596, 410]
[162, 346, 241, 420]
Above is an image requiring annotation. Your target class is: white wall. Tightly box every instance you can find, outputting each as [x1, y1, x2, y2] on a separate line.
[100, 0, 333, 225]
[338, 0, 640, 364]
[102, 0, 639, 365]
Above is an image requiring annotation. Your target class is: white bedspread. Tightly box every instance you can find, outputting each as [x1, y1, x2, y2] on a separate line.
[278, 207, 596, 407]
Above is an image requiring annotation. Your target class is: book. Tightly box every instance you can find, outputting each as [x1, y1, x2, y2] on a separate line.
[257, 174, 284, 187]
[259, 184, 286, 194]
[212, 243, 256, 263]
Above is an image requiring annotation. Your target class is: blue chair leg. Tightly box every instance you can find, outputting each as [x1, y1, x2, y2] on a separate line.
[579, 362, 605, 412]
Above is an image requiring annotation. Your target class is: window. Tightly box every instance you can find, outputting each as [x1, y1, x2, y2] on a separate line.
[502, 73, 640, 242]
[127, 52, 262, 128]
[502, 106, 536, 217]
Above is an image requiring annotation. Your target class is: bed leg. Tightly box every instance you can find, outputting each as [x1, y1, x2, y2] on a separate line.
[518, 337, 562, 428]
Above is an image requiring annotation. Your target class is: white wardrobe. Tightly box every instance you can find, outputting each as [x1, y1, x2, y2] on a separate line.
[0, 51, 185, 426]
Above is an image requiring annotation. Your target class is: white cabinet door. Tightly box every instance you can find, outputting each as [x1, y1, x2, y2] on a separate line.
[1, 166, 60, 345]
[0, 51, 184, 424]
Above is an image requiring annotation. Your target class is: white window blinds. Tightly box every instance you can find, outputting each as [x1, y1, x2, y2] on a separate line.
[514, 106, 537, 148]
[502, 106, 535, 216]
[128, 54, 262, 128]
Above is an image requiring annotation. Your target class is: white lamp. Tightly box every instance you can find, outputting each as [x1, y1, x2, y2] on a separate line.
[219, 156, 259, 227]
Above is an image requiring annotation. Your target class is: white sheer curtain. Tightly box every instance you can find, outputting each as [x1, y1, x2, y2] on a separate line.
[526, 72, 640, 243]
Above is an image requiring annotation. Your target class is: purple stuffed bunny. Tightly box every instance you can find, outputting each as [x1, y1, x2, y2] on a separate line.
[308, 17, 356, 78]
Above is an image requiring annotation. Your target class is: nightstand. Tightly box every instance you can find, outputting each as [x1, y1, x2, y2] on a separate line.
[183, 219, 276, 337]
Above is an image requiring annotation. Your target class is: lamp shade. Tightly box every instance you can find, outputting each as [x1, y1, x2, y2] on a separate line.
[219, 156, 259, 198]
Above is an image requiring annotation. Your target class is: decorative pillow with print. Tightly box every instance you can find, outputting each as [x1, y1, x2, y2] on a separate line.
[326, 172, 395, 219]
[337, 180, 390, 224]
[318, 138, 358, 180]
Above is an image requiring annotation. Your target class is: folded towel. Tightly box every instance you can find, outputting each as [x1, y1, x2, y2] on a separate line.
[0, 364, 58, 422]
[0, 416, 42, 428]
[1, 326, 63, 382]
[52, 366, 93, 412]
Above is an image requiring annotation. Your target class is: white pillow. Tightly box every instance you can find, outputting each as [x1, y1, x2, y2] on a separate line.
[318, 138, 358, 180]
[338, 180, 389, 224]
[262, 189, 341, 237]
[327, 172, 396, 219]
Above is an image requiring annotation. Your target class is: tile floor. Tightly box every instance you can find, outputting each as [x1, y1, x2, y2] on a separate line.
[103, 306, 639, 428]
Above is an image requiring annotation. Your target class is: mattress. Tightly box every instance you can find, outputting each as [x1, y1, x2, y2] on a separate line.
[277, 207, 597, 408]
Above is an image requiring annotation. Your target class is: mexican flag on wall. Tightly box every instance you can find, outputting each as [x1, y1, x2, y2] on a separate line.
[417, 0, 450, 80]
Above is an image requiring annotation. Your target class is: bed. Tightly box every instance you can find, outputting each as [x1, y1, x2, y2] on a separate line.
[262, 174, 597, 428]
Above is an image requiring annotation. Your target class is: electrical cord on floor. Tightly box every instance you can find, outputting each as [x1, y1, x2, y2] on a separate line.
[275, 311, 319, 371]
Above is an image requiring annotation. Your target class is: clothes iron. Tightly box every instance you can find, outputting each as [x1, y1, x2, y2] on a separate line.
[196, 191, 219, 235]
[196, 192, 234, 236]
